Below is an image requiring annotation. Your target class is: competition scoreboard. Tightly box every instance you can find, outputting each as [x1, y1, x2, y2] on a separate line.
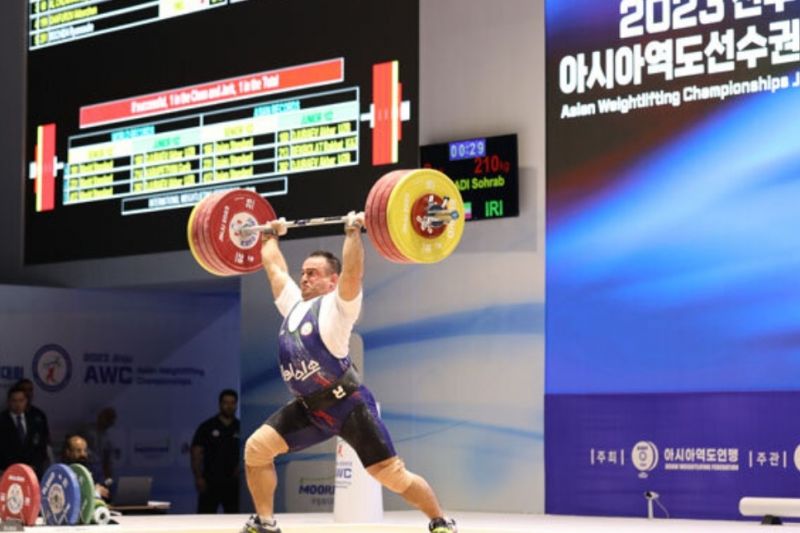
[61, 64, 359, 215]
[420, 134, 519, 222]
[25, 1, 418, 263]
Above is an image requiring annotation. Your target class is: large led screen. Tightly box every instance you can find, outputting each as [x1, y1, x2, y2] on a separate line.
[26, 0, 418, 264]
[546, 0, 800, 519]
[547, 0, 800, 394]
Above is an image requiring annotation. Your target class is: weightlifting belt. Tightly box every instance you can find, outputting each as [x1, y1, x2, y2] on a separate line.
[298, 366, 361, 411]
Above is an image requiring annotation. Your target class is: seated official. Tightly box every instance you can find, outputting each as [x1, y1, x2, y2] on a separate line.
[61, 434, 110, 500]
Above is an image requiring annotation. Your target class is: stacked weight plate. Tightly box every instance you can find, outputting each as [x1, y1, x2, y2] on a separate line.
[187, 189, 277, 276]
[0, 462, 111, 526]
[364, 168, 465, 263]
[187, 169, 465, 275]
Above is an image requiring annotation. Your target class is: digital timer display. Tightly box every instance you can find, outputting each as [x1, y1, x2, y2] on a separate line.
[449, 138, 486, 161]
[421, 133, 519, 222]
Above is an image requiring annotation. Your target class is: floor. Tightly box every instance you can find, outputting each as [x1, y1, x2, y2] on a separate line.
[19, 511, 800, 532]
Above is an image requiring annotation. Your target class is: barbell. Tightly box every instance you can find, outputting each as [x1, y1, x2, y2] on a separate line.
[186, 168, 465, 276]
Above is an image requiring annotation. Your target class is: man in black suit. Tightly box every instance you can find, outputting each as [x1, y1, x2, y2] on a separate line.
[16, 379, 50, 439]
[15, 378, 52, 462]
[0, 385, 50, 477]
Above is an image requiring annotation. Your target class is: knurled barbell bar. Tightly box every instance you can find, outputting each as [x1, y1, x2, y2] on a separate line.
[186, 169, 465, 276]
[241, 202, 457, 234]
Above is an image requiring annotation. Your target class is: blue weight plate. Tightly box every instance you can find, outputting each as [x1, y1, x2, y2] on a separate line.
[40, 463, 81, 525]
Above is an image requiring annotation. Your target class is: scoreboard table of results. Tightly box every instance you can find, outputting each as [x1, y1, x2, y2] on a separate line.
[64, 88, 360, 214]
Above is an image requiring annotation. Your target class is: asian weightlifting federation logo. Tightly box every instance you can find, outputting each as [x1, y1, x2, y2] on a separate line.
[632, 440, 659, 479]
[32, 344, 72, 392]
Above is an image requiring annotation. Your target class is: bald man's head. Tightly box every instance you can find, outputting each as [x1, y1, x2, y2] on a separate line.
[63, 434, 89, 463]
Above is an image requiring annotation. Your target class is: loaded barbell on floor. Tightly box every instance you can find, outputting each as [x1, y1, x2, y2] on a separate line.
[187, 169, 465, 276]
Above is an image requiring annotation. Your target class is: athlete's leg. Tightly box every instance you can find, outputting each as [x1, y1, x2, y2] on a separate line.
[367, 455, 445, 519]
[244, 400, 330, 521]
[244, 424, 288, 519]
[337, 388, 447, 520]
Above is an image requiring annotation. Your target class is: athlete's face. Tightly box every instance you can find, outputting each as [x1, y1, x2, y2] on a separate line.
[300, 256, 338, 300]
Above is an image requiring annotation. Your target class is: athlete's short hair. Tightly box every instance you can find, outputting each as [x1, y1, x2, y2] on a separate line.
[308, 250, 342, 275]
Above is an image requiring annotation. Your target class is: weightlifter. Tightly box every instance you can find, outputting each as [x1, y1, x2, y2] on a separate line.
[240, 211, 457, 533]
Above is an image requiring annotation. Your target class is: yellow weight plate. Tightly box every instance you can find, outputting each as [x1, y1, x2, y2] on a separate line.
[384, 169, 464, 263]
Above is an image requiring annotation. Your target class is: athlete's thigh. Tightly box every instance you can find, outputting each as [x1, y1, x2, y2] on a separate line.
[266, 399, 333, 452]
[338, 387, 397, 467]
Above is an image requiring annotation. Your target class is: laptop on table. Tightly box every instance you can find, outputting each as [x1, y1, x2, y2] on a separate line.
[112, 476, 152, 507]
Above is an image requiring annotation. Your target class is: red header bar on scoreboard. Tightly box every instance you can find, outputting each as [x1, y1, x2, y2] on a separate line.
[79, 58, 345, 129]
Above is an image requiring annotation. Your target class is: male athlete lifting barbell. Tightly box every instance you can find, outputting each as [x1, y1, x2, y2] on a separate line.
[187, 169, 463, 533]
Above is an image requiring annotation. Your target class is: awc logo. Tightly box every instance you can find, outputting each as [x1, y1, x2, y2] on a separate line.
[32, 344, 72, 392]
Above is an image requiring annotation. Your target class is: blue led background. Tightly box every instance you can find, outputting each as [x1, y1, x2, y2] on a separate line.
[546, 0, 800, 394]
[546, 0, 800, 519]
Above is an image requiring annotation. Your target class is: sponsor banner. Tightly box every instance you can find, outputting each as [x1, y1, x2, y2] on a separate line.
[333, 437, 382, 523]
[284, 460, 335, 512]
[129, 430, 175, 468]
[546, 392, 800, 519]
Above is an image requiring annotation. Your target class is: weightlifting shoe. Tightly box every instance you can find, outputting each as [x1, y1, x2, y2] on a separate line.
[240, 515, 281, 533]
[429, 516, 458, 532]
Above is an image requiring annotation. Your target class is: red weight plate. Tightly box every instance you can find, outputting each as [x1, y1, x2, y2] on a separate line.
[188, 195, 227, 276]
[199, 192, 237, 276]
[367, 172, 405, 262]
[375, 171, 412, 263]
[202, 190, 263, 275]
[211, 189, 276, 274]
[207, 189, 277, 274]
[366, 171, 402, 262]
[198, 192, 235, 276]
[373, 171, 410, 263]
[365, 173, 396, 261]
[0, 463, 42, 526]
[382, 173, 413, 263]
[189, 192, 225, 275]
